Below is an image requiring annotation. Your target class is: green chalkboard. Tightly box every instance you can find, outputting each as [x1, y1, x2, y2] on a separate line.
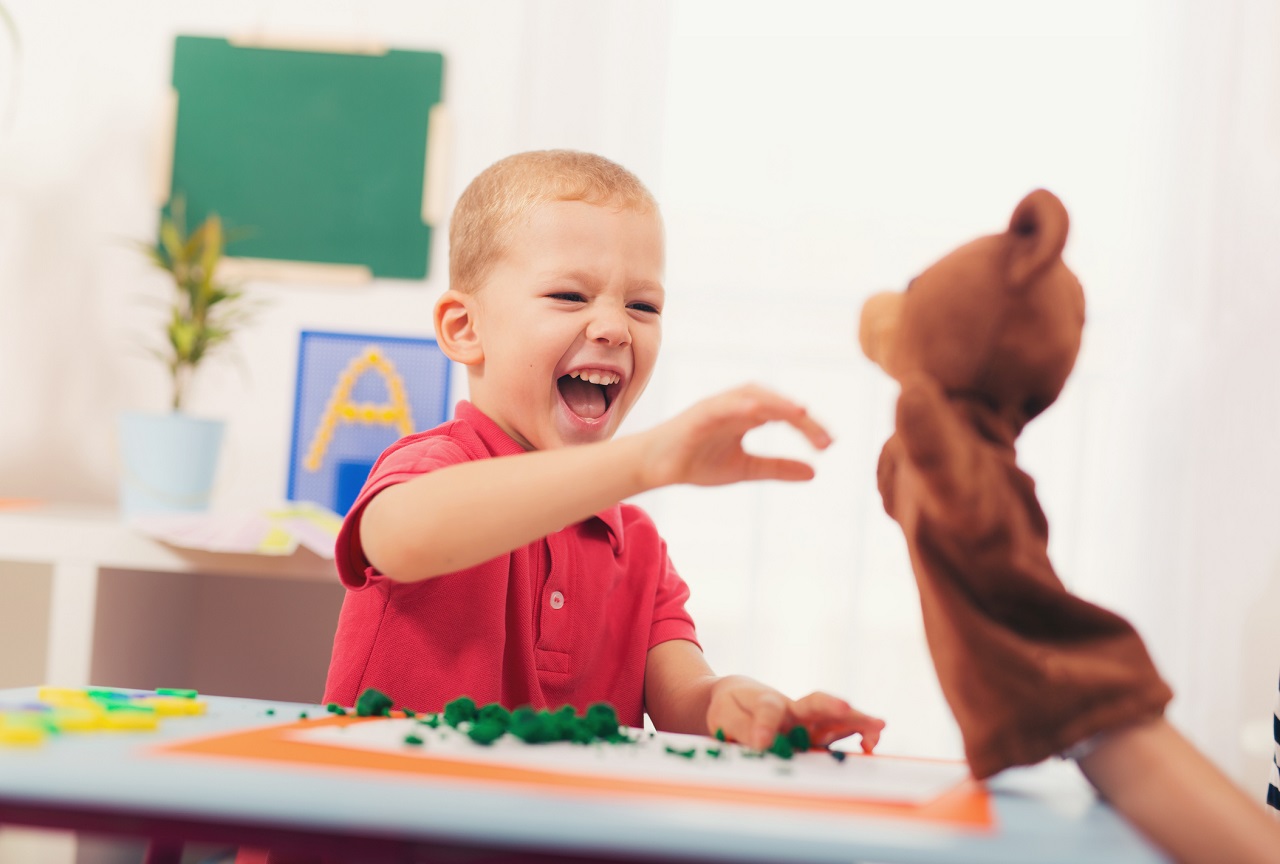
[168, 36, 444, 280]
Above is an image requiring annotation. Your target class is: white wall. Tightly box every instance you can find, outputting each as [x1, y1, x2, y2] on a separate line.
[1, 0, 1277, 794]
[0, 0, 670, 509]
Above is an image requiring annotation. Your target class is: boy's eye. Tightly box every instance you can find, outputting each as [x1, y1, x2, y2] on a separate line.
[549, 292, 587, 303]
[628, 302, 661, 315]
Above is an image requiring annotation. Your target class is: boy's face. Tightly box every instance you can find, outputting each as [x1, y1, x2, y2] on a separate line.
[467, 199, 665, 450]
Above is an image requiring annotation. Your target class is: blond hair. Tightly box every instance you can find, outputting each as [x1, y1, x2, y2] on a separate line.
[448, 150, 659, 294]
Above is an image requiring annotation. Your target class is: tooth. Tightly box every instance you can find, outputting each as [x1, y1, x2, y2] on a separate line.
[567, 369, 622, 385]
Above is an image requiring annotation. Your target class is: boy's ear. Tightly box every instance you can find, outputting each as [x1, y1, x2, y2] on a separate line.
[434, 289, 484, 366]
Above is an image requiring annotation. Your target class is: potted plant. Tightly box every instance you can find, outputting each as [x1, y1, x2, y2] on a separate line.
[117, 200, 255, 515]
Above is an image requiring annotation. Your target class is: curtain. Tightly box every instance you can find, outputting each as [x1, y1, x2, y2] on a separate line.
[641, 0, 1280, 790]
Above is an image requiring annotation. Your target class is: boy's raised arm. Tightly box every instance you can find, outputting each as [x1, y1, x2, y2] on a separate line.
[362, 385, 830, 583]
[362, 434, 650, 581]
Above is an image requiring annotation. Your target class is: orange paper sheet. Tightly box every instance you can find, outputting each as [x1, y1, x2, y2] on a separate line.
[158, 717, 992, 828]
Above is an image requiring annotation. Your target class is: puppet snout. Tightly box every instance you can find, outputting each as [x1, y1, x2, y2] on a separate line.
[859, 291, 904, 371]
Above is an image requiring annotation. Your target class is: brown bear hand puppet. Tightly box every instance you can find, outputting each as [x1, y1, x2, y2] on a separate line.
[859, 190, 1172, 780]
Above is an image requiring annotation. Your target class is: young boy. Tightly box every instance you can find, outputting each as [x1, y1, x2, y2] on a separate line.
[323, 150, 884, 751]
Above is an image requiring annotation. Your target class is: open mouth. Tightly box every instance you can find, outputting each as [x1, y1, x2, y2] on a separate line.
[556, 369, 621, 421]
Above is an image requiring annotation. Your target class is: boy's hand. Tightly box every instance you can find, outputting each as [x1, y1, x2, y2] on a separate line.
[706, 675, 885, 753]
[641, 384, 832, 490]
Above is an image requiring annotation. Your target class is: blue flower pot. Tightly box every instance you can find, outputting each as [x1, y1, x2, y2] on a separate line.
[117, 410, 225, 516]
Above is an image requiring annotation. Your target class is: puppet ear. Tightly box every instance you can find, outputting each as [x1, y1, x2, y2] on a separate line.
[1005, 189, 1069, 288]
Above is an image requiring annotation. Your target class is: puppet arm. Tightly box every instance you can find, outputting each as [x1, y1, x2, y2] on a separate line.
[895, 373, 1001, 536]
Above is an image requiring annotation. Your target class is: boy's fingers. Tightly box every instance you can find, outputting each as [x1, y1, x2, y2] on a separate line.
[744, 692, 789, 750]
[714, 687, 883, 752]
[854, 714, 885, 752]
[712, 683, 791, 750]
[744, 456, 816, 483]
[789, 691, 852, 718]
[791, 691, 886, 750]
[727, 386, 832, 451]
[787, 409, 833, 450]
[706, 695, 757, 747]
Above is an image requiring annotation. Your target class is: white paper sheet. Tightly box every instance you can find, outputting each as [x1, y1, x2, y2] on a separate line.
[290, 719, 970, 805]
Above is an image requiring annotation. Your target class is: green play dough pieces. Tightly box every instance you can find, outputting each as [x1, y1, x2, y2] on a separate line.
[355, 688, 394, 717]
[424, 696, 631, 747]
[443, 696, 478, 727]
[350, 690, 825, 763]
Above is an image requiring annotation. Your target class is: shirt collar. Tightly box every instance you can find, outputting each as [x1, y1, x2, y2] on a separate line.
[455, 401, 627, 554]
[455, 401, 527, 458]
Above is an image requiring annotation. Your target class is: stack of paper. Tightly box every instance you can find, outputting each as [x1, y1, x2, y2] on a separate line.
[129, 502, 342, 558]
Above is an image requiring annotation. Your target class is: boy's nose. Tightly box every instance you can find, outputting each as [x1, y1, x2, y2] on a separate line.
[587, 306, 631, 346]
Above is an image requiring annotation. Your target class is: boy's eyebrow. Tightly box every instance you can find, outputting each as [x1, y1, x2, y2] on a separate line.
[628, 278, 665, 295]
[536, 269, 596, 288]
[537, 270, 665, 295]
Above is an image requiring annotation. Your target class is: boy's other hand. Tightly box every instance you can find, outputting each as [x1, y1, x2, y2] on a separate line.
[641, 384, 832, 490]
[706, 675, 885, 753]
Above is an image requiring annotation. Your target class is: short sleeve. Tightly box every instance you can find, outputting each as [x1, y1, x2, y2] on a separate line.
[648, 546, 699, 651]
[334, 432, 471, 589]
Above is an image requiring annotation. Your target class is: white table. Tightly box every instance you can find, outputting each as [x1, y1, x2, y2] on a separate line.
[0, 687, 1169, 864]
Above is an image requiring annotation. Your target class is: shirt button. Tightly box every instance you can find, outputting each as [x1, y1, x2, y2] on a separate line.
[549, 590, 565, 610]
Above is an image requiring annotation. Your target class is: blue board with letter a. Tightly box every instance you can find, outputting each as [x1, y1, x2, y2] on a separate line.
[287, 330, 452, 515]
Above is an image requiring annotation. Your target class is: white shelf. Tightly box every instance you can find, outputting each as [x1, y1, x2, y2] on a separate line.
[0, 504, 342, 694]
[0, 505, 337, 581]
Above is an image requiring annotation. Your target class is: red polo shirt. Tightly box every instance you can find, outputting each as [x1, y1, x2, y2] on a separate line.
[322, 401, 699, 726]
